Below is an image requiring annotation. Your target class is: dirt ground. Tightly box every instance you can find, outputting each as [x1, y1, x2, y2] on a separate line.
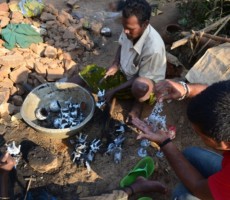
[0, 0, 206, 199]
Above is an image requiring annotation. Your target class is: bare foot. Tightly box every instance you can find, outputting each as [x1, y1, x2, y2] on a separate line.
[124, 177, 168, 196]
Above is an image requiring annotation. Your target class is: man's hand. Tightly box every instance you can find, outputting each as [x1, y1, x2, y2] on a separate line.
[131, 117, 169, 144]
[105, 64, 119, 77]
[0, 153, 16, 172]
[155, 79, 185, 102]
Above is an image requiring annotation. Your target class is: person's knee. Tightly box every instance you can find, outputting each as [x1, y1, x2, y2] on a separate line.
[131, 77, 154, 102]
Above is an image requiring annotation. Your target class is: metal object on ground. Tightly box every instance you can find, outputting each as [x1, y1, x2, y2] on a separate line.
[24, 176, 36, 200]
[100, 27, 112, 37]
[20, 83, 95, 139]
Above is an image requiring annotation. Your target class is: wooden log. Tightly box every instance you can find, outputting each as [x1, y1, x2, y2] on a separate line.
[197, 32, 230, 43]
[171, 14, 230, 50]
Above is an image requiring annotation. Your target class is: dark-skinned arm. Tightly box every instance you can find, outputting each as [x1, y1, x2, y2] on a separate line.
[0, 153, 15, 198]
[132, 117, 214, 200]
[156, 79, 208, 102]
[105, 76, 136, 103]
[161, 143, 213, 200]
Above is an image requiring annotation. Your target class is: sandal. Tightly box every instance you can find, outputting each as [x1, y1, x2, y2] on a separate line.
[120, 156, 155, 188]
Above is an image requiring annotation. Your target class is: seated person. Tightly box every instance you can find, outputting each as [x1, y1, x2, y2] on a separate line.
[69, 0, 166, 121]
[132, 79, 230, 199]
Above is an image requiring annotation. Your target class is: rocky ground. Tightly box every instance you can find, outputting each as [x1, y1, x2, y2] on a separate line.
[0, 0, 205, 200]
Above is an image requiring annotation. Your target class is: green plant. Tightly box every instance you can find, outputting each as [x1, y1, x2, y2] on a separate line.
[177, 0, 230, 30]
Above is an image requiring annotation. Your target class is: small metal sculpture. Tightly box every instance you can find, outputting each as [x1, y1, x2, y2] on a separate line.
[138, 139, 151, 157]
[6, 141, 21, 167]
[35, 99, 86, 129]
[96, 89, 106, 109]
[105, 134, 125, 164]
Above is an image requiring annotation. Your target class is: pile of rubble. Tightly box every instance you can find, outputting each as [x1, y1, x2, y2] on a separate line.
[0, 1, 104, 119]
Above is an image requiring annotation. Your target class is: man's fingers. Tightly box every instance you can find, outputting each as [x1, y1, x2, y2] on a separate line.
[0, 152, 9, 163]
[137, 134, 147, 140]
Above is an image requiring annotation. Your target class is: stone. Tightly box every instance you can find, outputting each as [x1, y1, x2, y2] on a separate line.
[0, 78, 14, 89]
[66, 0, 79, 7]
[40, 12, 56, 21]
[10, 86, 18, 96]
[11, 113, 22, 122]
[28, 145, 59, 173]
[0, 52, 24, 68]
[62, 52, 72, 60]
[0, 16, 10, 28]
[15, 84, 25, 96]
[91, 21, 103, 35]
[11, 95, 23, 106]
[64, 59, 77, 71]
[48, 60, 60, 69]
[44, 46, 58, 58]
[29, 43, 46, 56]
[0, 39, 5, 48]
[63, 29, 76, 39]
[57, 14, 68, 25]
[44, 20, 56, 28]
[11, 11, 24, 20]
[0, 87, 10, 105]
[0, 66, 11, 79]
[58, 9, 74, 24]
[0, 11, 9, 17]
[0, 2, 9, 12]
[0, 102, 20, 116]
[46, 67, 64, 81]
[30, 73, 47, 84]
[10, 18, 22, 24]
[34, 61, 47, 76]
[44, 3, 59, 16]
[25, 57, 35, 70]
[66, 43, 77, 52]
[9, 66, 30, 84]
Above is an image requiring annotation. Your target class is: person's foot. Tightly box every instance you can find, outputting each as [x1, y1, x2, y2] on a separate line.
[123, 176, 168, 196]
[126, 101, 143, 124]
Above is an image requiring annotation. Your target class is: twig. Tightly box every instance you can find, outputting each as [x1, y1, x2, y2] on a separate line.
[171, 14, 230, 50]
[194, 16, 230, 56]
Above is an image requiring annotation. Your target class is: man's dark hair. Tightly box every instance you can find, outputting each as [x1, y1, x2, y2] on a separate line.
[122, 0, 151, 25]
[187, 80, 230, 142]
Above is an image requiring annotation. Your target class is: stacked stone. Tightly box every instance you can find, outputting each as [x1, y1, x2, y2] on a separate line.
[0, 1, 103, 119]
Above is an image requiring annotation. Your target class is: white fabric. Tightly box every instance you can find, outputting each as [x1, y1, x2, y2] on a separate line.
[186, 43, 230, 85]
[118, 24, 166, 82]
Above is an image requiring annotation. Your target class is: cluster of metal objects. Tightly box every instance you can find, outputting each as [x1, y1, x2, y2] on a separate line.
[104, 121, 126, 164]
[140, 102, 167, 158]
[70, 133, 101, 174]
[142, 102, 176, 158]
[96, 89, 106, 109]
[147, 102, 167, 132]
[35, 98, 86, 129]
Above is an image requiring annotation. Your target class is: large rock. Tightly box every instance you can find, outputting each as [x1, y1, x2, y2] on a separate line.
[0, 102, 20, 117]
[9, 66, 30, 84]
[0, 66, 11, 79]
[40, 12, 56, 21]
[28, 145, 59, 173]
[0, 2, 9, 12]
[44, 46, 58, 59]
[29, 43, 46, 56]
[0, 52, 24, 68]
[0, 87, 10, 105]
[34, 61, 47, 76]
[46, 67, 64, 81]
[0, 16, 10, 28]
